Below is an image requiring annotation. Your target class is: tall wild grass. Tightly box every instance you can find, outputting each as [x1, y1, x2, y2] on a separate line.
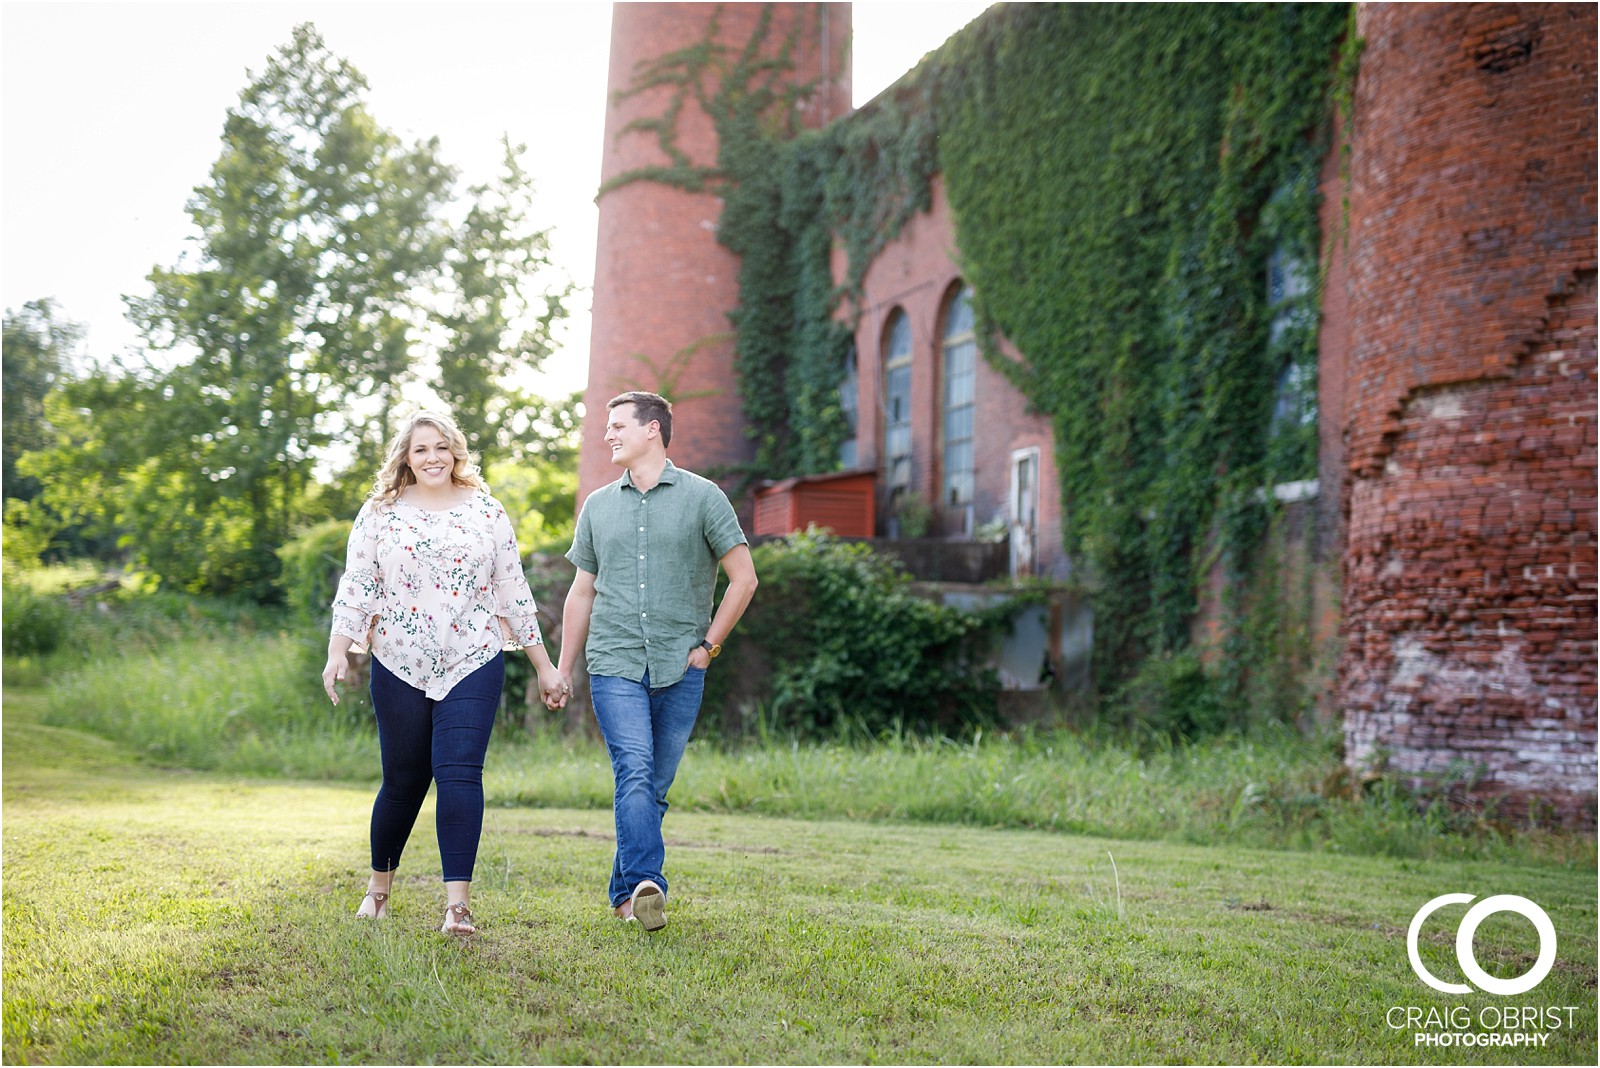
[10, 564, 1593, 867]
[8, 564, 372, 777]
[40, 635, 374, 779]
[484, 725, 1592, 866]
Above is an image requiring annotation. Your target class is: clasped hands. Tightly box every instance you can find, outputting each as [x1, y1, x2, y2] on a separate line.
[538, 649, 710, 711]
[538, 665, 572, 711]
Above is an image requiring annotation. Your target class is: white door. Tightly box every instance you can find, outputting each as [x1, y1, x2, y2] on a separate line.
[1009, 447, 1039, 578]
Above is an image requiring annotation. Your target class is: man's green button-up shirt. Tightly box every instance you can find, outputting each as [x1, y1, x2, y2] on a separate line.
[566, 460, 748, 688]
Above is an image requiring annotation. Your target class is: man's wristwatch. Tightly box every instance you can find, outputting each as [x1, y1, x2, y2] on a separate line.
[700, 639, 722, 659]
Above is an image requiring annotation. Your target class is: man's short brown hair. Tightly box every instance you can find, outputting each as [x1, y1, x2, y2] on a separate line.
[607, 391, 673, 447]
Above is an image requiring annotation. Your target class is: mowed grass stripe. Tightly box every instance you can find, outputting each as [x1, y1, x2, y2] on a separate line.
[2, 706, 1595, 1065]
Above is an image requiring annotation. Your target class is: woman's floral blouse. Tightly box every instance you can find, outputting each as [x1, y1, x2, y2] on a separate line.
[331, 492, 543, 699]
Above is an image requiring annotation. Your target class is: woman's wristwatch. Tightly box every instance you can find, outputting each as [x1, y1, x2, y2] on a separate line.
[700, 639, 722, 659]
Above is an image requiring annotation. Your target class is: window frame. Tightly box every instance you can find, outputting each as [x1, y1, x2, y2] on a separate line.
[940, 285, 978, 519]
[838, 339, 859, 469]
[880, 309, 914, 504]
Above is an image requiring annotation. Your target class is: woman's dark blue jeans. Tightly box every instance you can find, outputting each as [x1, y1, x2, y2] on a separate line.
[368, 652, 503, 882]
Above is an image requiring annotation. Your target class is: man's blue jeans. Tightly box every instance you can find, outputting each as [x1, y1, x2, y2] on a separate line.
[589, 667, 707, 907]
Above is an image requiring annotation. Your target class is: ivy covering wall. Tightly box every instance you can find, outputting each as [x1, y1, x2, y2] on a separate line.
[613, 2, 1352, 699]
[932, 3, 1349, 693]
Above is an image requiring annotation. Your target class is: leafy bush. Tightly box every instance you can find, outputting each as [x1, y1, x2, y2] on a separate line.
[498, 553, 578, 738]
[276, 519, 353, 622]
[23, 581, 291, 672]
[707, 530, 1005, 738]
[486, 457, 580, 557]
[1, 582, 72, 656]
[1112, 648, 1230, 741]
[1, 498, 57, 568]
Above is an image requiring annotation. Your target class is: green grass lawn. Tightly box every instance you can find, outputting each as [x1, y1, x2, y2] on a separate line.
[2, 691, 1595, 1065]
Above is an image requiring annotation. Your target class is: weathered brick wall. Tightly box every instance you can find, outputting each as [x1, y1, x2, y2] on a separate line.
[580, 3, 851, 505]
[1339, 3, 1597, 821]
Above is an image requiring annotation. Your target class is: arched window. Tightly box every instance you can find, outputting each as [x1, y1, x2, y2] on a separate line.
[941, 287, 976, 512]
[881, 311, 913, 501]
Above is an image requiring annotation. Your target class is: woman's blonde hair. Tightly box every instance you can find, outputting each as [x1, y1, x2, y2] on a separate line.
[371, 410, 487, 504]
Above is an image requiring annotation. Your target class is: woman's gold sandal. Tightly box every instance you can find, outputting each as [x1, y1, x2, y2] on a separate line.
[441, 901, 476, 935]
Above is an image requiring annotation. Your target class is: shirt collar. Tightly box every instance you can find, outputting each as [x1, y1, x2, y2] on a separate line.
[620, 458, 680, 492]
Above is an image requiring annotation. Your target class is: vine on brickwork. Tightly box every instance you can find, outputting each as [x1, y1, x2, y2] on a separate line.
[609, 2, 1355, 707]
[929, 3, 1347, 701]
[1333, 4, 1366, 238]
[600, 5, 816, 197]
[604, 3, 938, 477]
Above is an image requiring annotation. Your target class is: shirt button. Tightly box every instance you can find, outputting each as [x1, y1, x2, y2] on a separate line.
[638, 526, 644, 532]
[639, 583, 645, 588]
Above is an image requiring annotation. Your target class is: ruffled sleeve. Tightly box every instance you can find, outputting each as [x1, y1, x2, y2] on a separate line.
[490, 497, 543, 646]
[330, 499, 383, 649]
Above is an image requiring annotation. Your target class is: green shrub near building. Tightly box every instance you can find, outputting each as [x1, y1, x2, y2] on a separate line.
[704, 529, 1015, 740]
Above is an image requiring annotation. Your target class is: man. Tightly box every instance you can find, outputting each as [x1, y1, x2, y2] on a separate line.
[558, 391, 758, 931]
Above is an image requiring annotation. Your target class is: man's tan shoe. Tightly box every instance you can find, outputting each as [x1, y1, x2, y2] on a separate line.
[630, 880, 666, 932]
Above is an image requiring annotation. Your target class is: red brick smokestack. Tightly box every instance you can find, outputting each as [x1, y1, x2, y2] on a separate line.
[578, 3, 851, 505]
[1336, 3, 1597, 821]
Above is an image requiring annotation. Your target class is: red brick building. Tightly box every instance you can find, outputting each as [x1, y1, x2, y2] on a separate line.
[836, 174, 1064, 577]
[579, 3, 1596, 818]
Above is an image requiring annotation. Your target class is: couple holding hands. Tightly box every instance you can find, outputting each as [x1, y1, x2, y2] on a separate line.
[320, 391, 757, 935]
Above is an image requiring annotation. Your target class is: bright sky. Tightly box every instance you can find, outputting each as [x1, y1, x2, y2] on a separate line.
[1, 0, 990, 398]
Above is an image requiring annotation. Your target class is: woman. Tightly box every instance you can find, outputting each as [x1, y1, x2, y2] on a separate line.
[321, 411, 568, 934]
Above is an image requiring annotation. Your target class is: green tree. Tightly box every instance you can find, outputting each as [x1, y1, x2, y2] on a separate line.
[2, 299, 79, 506]
[1, 301, 128, 565]
[434, 139, 573, 472]
[11, 356, 150, 567]
[116, 24, 456, 597]
[123, 24, 457, 597]
[17, 25, 575, 596]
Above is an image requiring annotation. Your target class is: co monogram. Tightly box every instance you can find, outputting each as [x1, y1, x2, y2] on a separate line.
[1406, 894, 1556, 996]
